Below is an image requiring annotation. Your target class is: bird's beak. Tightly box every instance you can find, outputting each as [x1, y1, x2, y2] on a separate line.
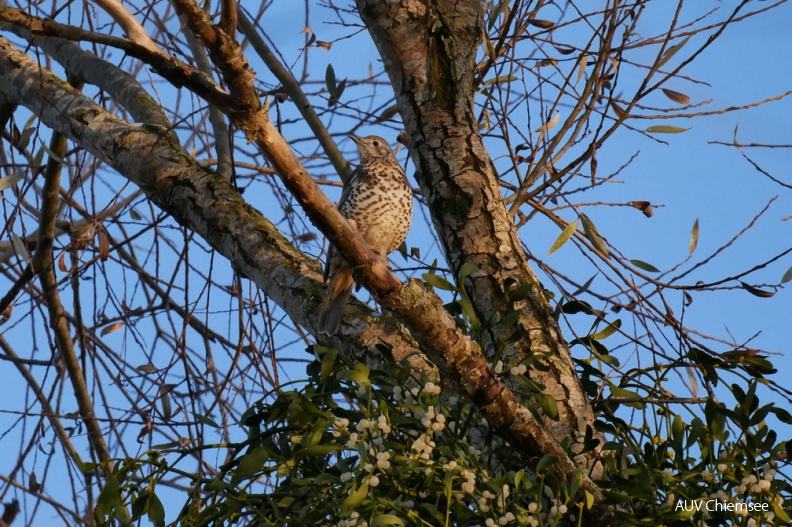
[349, 134, 363, 146]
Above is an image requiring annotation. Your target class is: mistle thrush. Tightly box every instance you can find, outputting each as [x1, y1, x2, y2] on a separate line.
[318, 135, 413, 335]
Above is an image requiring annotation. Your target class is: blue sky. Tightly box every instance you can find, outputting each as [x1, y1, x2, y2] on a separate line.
[2, 0, 792, 523]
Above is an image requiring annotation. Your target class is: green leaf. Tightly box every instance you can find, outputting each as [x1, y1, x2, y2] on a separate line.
[589, 319, 621, 340]
[671, 413, 685, 444]
[232, 446, 272, 481]
[371, 514, 406, 527]
[192, 411, 220, 428]
[148, 492, 166, 527]
[771, 407, 792, 424]
[536, 455, 559, 473]
[320, 347, 339, 385]
[629, 259, 661, 273]
[514, 469, 524, 489]
[509, 283, 532, 302]
[458, 296, 477, 326]
[73, 451, 98, 473]
[609, 384, 644, 409]
[645, 125, 690, 134]
[547, 219, 579, 256]
[459, 263, 479, 278]
[421, 272, 456, 291]
[569, 468, 582, 499]
[774, 499, 792, 524]
[539, 394, 559, 420]
[342, 482, 369, 508]
[95, 475, 124, 522]
[657, 36, 690, 68]
[336, 368, 371, 385]
[294, 444, 339, 460]
[0, 171, 23, 192]
[585, 490, 595, 509]
[689, 218, 699, 254]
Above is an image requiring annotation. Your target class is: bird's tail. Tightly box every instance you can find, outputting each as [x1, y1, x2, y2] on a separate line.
[318, 268, 355, 335]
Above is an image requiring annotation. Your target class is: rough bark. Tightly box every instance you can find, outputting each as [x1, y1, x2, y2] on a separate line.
[0, 33, 430, 374]
[0, 29, 605, 495]
[355, 0, 601, 464]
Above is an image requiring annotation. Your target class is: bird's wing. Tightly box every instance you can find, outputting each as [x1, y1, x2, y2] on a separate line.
[337, 164, 361, 210]
[324, 164, 361, 283]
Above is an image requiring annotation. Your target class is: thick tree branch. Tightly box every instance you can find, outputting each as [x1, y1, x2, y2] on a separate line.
[238, 10, 352, 181]
[355, 0, 602, 468]
[0, 35, 602, 496]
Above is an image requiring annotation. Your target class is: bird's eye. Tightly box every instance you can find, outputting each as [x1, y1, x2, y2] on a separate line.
[372, 140, 380, 147]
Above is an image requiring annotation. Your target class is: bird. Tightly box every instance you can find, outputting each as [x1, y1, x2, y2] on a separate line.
[317, 135, 413, 336]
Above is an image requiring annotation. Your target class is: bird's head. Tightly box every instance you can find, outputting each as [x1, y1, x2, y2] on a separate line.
[349, 135, 393, 161]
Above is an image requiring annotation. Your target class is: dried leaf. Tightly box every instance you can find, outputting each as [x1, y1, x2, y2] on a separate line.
[547, 219, 578, 256]
[657, 36, 690, 69]
[98, 230, 110, 261]
[781, 265, 792, 284]
[686, 366, 699, 398]
[296, 232, 317, 243]
[159, 384, 172, 420]
[483, 32, 496, 63]
[553, 44, 575, 55]
[689, 218, 699, 254]
[137, 364, 159, 373]
[39, 139, 66, 164]
[529, 19, 554, 29]
[535, 58, 558, 68]
[375, 105, 399, 124]
[19, 126, 36, 149]
[0, 171, 24, 192]
[534, 112, 560, 133]
[610, 101, 627, 118]
[101, 322, 124, 336]
[300, 26, 313, 34]
[661, 88, 691, 105]
[631, 200, 654, 217]
[316, 40, 332, 50]
[58, 252, 68, 272]
[325, 64, 337, 97]
[646, 125, 690, 134]
[29, 471, 41, 493]
[11, 233, 30, 263]
[137, 419, 154, 443]
[740, 281, 775, 298]
[483, 75, 518, 86]
[630, 259, 661, 273]
[576, 53, 588, 84]
[580, 214, 610, 258]
[487, 0, 510, 30]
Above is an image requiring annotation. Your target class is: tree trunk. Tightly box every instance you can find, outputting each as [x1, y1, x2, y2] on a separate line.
[356, 0, 601, 466]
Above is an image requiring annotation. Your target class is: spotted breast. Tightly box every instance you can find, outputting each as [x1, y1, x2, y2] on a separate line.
[317, 135, 413, 335]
